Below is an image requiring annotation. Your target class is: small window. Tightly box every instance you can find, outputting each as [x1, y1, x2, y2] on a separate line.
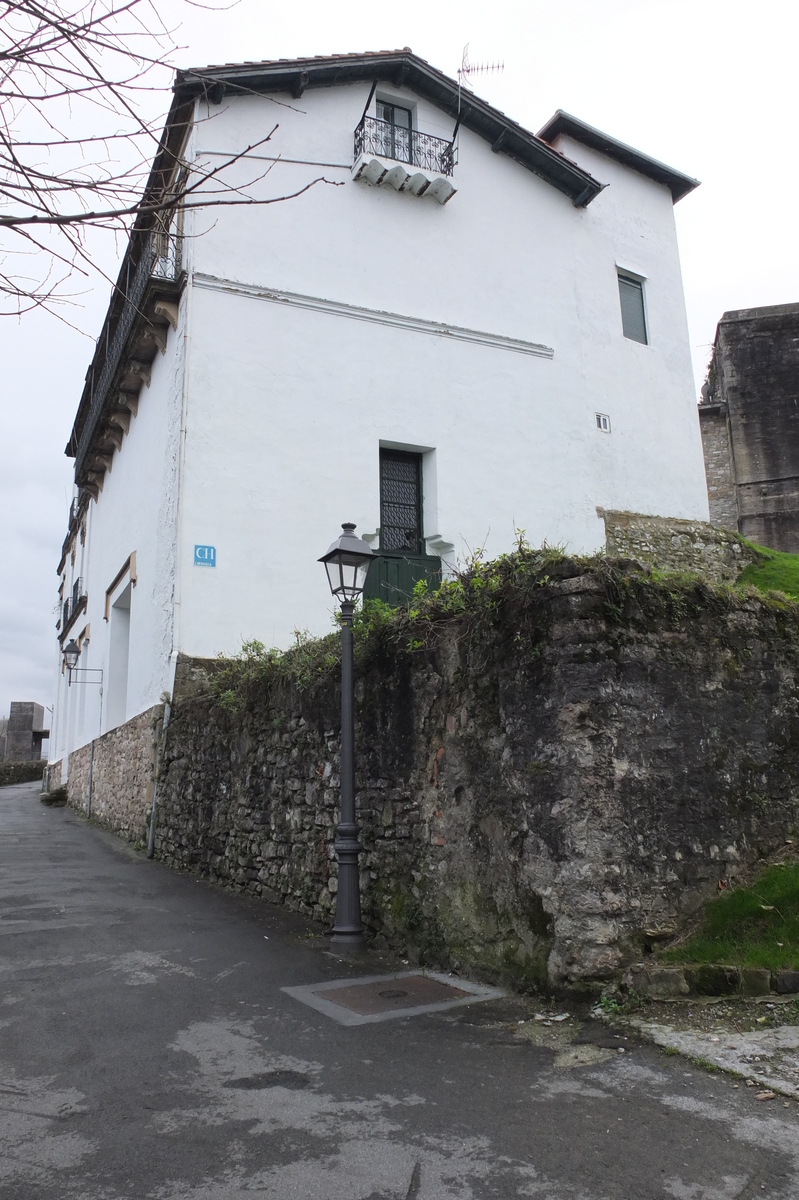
[617, 272, 647, 344]
[596, 413, 611, 433]
[379, 449, 422, 552]
[375, 101, 413, 164]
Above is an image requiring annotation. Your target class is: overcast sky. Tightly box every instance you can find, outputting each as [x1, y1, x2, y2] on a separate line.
[1, 0, 796, 720]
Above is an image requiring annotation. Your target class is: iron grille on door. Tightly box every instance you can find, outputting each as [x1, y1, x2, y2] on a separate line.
[380, 450, 422, 553]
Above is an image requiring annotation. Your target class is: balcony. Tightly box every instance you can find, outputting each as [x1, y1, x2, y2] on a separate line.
[72, 227, 184, 491]
[353, 116, 457, 204]
[60, 577, 87, 640]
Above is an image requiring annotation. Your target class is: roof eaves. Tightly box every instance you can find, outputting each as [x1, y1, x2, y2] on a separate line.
[65, 95, 193, 459]
[536, 110, 700, 204]
[174, 52, 603, 207]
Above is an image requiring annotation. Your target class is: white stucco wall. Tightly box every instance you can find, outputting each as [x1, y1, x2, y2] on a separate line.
[50, 299, 185, 762]
[172, 82, 708, 656]
[50, 76, 711, 743]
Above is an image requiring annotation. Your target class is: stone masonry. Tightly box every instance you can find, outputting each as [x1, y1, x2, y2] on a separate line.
[0, 762, 46, 787]
[698, 405, 739, 531]
[599, 509, 760, 582]
[137, 562, 799, 991]
[66, 705, 162, 841]
[699, 303, 799, 551]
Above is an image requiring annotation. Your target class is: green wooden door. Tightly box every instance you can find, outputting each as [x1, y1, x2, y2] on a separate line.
[363, 552, 442, 606]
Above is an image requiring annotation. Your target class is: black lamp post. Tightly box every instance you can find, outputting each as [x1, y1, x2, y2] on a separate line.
[319, 522, 374, 952]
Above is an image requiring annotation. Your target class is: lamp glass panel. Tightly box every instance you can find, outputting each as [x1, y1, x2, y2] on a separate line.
[324, 560, 343, 596]
[339, 552, 371, 597]
[355, 559, 372, 592]
[339, 555, 360, 596]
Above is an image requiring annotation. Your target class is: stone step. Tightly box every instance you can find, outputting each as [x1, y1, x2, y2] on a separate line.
[625, 963, 799, 1000]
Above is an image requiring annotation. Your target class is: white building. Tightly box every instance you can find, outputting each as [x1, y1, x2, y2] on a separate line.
[49, 49, 707, 776]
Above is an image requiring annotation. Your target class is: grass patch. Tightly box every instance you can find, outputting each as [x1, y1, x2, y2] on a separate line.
[739, 544, 799, 601]
[662, 861, 799, 971]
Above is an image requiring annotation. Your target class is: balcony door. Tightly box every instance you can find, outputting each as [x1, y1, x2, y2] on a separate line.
[375, 101, 412, 164]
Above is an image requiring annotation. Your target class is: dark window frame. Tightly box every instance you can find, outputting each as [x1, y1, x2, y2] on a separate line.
[379, 449, 423, 554]
[374, 100, 414, 164]
[617, 271, 648, 345]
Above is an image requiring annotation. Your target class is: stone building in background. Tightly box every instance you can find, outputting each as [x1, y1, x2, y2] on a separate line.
[699, 303, 799, 551]
[5, 703, 49, 763]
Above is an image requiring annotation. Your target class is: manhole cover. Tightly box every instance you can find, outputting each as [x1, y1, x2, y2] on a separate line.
[313, 974, 469, 1016]
[282, 971, 505, 1025]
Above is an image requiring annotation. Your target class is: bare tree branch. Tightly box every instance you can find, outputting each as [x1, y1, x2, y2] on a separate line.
[0, 0, 326, 316]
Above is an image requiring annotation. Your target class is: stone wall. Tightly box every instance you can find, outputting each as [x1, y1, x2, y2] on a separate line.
[599, 509, 760, 581]
[45, 758, 62, 792]
[697, 404, 739, 531]
[65, 705, 163, 842]
[701, 303, 799, 552]
[142, 562, 799, 991]
[0, 761, 45, 787]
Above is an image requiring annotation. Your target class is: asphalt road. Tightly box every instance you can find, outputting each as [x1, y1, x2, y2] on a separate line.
[2, 779, 799, 1200]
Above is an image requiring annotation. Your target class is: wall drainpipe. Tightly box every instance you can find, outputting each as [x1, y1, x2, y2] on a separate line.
[146, 697, 172, 859]
[87, 740, 94, 818]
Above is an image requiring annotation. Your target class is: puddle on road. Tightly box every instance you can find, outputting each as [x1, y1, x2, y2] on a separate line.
[222, 1070, 312, 1090]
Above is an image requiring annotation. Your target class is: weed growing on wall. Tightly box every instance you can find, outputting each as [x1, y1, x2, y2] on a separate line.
[212, 537, 571, 708]
[211, 537, 799, 711]
[213, 632, 340, 711]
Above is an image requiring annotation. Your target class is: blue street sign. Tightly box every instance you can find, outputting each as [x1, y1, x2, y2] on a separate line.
[194, 545, 216, 567]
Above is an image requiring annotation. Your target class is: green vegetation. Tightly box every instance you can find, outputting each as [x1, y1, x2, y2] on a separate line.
[596, 993, 625, 1014]
[662, 861, 799, 971]
[212, 536, 571, 710]
[210, 535, 799, 713]
[739, 543, 799, 601]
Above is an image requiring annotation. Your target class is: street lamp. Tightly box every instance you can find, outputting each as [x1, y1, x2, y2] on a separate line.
[319, 522, 374, 952]
[59, 636, 103, 816]
[63, 639, 81, 683]
[60, 638, 104, 730]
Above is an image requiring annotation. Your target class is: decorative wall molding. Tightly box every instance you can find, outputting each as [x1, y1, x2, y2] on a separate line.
[104, 552, 137, 621]
[193, 273, 555, 359]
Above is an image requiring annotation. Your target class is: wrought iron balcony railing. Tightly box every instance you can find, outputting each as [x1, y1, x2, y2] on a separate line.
[74, 228, 182, 480]
[61, 577, 85, 633]
[354, 115, 456, 178]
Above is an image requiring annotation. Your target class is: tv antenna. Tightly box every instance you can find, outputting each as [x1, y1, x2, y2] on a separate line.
[457, 43, 504, 92]
[452, 43, 504, 143]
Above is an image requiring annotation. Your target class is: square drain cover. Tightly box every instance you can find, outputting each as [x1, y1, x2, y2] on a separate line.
[282, 970, 503, 1025]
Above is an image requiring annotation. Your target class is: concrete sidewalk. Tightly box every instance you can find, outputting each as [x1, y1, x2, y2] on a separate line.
[3, 779, 799, 1200]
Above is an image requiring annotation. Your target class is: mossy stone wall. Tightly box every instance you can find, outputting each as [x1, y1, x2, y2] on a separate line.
[151, 561, 799, 991]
